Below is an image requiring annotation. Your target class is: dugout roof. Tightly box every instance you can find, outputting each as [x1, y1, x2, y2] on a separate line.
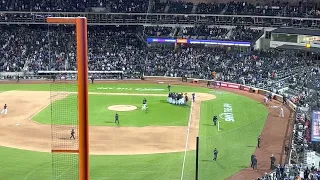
[271, 28, 320, 36]
[276, 44, 320, 53]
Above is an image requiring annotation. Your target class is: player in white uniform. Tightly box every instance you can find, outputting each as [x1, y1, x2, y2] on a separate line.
[1, 104, 7, 114]
[279, 107, 284, 118]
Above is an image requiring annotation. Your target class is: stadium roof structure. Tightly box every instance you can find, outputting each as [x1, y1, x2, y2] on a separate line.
[271, 28, 320, 36]
[276, 44, 320, 53]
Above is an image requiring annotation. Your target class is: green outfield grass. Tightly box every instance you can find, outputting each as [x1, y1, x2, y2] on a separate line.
[198, 92, 269, 179]
[0, 146, 195, 180]
[0, 83, 269, 180]
[33, 94, 190, 126]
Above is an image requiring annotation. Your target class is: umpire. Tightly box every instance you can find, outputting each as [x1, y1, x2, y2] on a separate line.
[257, 135, 261, 148]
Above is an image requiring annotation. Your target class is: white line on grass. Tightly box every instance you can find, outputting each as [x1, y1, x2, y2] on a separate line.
[53, 167, 73, 180]
[24, 161, 72, 180]
[24, 163, 51, 180]
[28, 102, 51, 125]
[27, 92, 70, 124]
[180, 101, 193, 180]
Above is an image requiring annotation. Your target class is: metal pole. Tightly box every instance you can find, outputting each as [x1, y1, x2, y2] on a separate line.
[195, 136, 199, 180]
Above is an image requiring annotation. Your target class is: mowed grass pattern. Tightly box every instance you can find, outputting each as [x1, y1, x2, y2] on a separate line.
[0, 146, 195, 180]
[33, 94, 191, 126]
[198, 93, 269, 180]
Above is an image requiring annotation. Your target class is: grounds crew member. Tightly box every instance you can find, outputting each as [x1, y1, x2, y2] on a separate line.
[270, 154, 276, 170]
[213, 148, 218, 161]
[213, 115, 218, 126]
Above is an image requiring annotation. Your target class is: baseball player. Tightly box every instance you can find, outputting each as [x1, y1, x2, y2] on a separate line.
[1, 104, 7, 114]
[213, 148, 218, 161]
[184, 94, 189, 106]
[70, 129, 75, 140]
[115, 113, 119, 125]
[142, 98, 148, 110]
[213, 115, 218, 126]
[279, 107, 284, 118]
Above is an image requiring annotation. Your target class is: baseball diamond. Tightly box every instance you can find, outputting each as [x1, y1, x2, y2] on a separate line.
[0, 78, 292, 180]
[1, 0, 319, 179]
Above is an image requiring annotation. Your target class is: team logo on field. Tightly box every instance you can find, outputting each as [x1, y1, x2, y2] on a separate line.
[219, 103, 235, 122]
[209, 90, 228, 95]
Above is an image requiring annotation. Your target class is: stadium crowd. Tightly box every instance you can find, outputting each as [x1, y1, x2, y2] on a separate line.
[0, 25, 307, 84]
[0, 0, 319, 18]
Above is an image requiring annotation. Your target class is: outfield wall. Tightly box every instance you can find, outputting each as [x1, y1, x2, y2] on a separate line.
[145, 76, 297, 111]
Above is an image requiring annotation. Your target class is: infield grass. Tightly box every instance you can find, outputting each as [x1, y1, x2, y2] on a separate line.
[33, 94, 191, 126]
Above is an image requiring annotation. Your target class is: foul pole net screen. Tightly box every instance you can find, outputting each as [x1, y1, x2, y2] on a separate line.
[48, 17, 89, 180]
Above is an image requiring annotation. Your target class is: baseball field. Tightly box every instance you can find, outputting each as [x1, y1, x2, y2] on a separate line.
[0, 81, 269, 180]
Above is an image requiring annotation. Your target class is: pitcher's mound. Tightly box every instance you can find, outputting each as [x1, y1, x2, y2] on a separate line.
[108, 105, 137, 111]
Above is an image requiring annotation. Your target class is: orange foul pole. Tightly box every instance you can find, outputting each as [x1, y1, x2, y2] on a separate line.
[47, 17, 89, 180]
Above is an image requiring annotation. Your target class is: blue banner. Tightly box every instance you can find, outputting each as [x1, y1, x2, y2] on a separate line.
[312, 111, 320, 142]
[147, 38, 251, 47]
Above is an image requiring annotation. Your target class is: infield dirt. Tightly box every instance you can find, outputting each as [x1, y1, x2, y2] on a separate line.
[0, 90, 215, 155]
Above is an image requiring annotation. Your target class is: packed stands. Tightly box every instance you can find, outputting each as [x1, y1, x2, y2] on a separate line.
[0, 0, 319, 18]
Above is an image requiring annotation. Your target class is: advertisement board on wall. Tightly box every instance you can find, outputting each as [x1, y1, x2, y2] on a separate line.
[311, 111, 320, 142]
[147, 38, 251, 47]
